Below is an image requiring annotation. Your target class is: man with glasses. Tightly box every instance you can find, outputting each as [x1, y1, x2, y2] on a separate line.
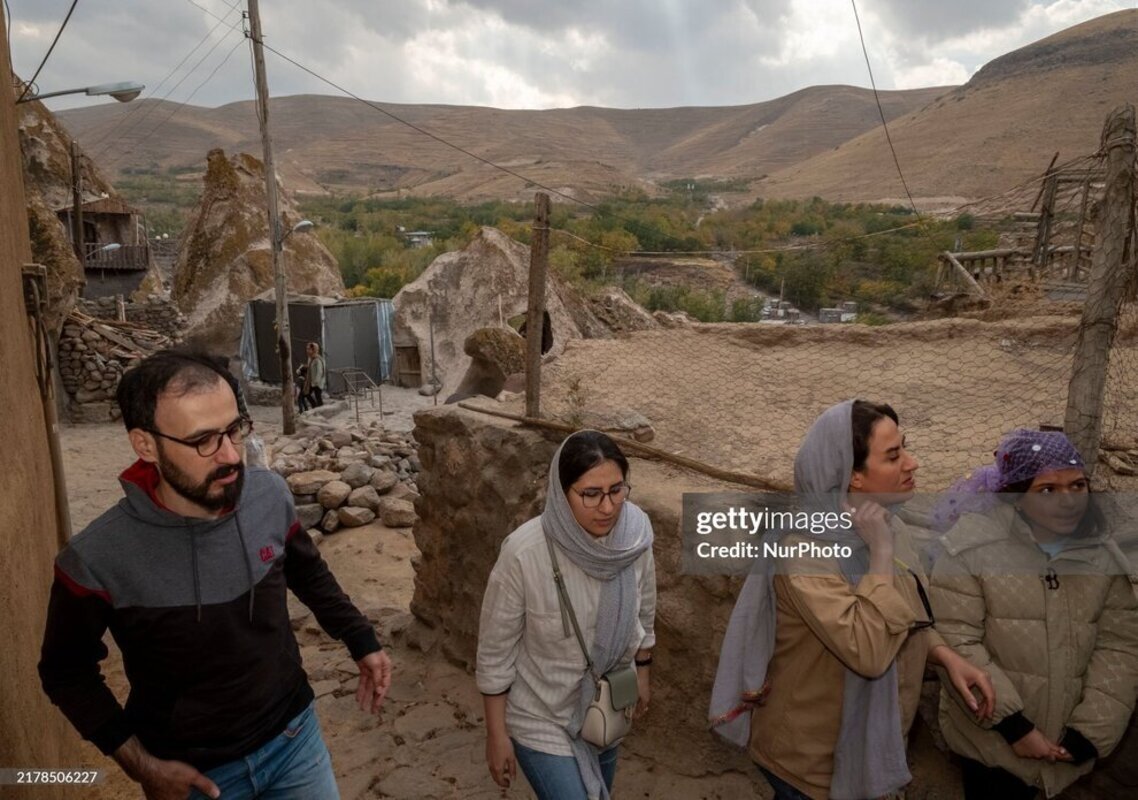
[39, 350, 391, 800]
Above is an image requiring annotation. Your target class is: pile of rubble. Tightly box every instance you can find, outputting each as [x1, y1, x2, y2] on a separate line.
[59, 310, 171, 423]
[266, 422, 420, 541]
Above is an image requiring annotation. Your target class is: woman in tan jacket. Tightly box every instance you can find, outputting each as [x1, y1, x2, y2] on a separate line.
[931, 429, 1138, 799]
[711, 400, 993, 800]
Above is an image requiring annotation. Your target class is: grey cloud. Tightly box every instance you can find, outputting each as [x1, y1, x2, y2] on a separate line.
[7, 0, 1126, 112]
[10, 0, 225, 101]
[864, 0, 1032, 41]
[454, 0, 792, 51]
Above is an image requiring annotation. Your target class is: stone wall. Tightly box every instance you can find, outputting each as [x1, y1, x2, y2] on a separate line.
[58, 319, 133, 424]
[79, 295, 187, 341]
[409, 406, 761, 779]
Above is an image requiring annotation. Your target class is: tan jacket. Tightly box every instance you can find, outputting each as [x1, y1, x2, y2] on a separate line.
[750, 518, 944, 799]
[930, 504, 1138, 797]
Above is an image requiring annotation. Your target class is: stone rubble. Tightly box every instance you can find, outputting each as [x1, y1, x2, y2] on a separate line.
[266, 420, 420, 541]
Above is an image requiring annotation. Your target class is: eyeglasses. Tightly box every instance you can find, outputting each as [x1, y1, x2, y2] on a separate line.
[573, 483, 631, 509]
[148, 417, 253, 457]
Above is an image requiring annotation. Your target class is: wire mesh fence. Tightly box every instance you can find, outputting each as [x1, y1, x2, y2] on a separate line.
[530, 115, 1138, 494]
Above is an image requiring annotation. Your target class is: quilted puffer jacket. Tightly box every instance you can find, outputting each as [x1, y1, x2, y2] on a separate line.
[930, 503, 1138, 797]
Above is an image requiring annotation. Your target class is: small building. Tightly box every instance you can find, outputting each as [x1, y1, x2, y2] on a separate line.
[400, 230, 434, 248]
[55, 196, 151, 298]
[819, 303, 858, 324]
[240, 294, 395, 394]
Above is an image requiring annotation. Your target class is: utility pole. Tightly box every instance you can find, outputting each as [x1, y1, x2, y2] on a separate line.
[71, 141, 84, 263]
[246, 0, 295, 434]
[524, 192, 551, 418]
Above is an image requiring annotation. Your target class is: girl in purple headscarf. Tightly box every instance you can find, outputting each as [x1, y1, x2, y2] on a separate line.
[929, 429, 1138, 799]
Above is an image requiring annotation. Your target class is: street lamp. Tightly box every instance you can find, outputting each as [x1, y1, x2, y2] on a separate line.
[281, 219, 315, 242]
[17, 81, 145, 104]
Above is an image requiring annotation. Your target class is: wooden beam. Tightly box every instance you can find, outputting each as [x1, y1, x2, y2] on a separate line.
[939, 252, 988, 297]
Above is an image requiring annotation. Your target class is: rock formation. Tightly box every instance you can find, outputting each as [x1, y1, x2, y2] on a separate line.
[17, 97, 116, 331]
[393, 227, 581, 397]
[172, 149, 344, 353]
[587, 286, 659, 334]
[445, 326, 527, 403]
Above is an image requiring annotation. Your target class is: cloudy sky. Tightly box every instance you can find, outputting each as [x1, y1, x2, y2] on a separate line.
[7, 0, 1136, 111]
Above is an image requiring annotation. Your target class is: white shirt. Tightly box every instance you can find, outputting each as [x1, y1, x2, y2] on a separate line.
[476, 516, 656, 756]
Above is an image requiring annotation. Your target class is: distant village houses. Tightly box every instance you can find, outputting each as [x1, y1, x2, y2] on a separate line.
[397, 226, 434, 248]
[55, 195, 151, 298]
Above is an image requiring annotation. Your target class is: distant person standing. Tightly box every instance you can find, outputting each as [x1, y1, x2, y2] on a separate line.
[296, 364, 310, 413]
[304, 342, 326, 408]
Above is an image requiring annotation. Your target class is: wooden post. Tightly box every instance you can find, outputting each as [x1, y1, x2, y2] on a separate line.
[71, 141, 84, 263]
[1064, 105, 1136, 474]
[1033, 174, 1058, 270]
[247, 0, 295, 434]
[525, 192, 551, 418]
[1030, 152, 1060, 211]
[1072, 175, 1092, 280]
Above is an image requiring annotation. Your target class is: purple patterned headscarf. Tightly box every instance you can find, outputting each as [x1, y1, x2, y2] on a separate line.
[932, 429, 1086, 532]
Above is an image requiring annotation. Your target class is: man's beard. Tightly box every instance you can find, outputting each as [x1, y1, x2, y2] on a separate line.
[156, 445, 245, 512]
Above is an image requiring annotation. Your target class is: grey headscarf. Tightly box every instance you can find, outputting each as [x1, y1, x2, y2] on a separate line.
[709, 400, 912, 800]
[541, 432, 654, 800]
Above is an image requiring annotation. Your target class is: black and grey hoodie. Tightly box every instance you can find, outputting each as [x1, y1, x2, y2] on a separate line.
[39, 460, 381, 769]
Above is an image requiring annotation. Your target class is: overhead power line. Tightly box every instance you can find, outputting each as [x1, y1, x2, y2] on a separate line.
[86, 0, 245, 160]
[15, 0, 80, 103]
[100, 31, 246, 171]
[849, 0, 918, 215]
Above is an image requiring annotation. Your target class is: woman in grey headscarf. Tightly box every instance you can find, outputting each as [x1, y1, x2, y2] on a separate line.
[710, 400, 993, 799]
[477, 431, 655, 800]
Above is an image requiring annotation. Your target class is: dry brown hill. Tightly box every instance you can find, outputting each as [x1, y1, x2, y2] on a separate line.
[56, 85, 946, 202]
[55, 10, 1138, 206]
[754, 9, 1138, 206]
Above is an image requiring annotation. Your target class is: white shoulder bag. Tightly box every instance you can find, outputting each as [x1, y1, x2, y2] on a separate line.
[544, 533, 638, 748]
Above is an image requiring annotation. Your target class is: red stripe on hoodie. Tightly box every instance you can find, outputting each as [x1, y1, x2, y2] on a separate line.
[54, 564, 111, 603]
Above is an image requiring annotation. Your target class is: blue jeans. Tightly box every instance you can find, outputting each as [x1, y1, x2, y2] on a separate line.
[513, 739, 618, 800]
[189, 703, 339, 800]
[758, 765, 813, 800]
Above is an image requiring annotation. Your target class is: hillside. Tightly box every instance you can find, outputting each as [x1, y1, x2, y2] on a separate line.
[754, 9, 1138, 206]
[56, 85, 946, 203]
[54, 10, 1138, 207]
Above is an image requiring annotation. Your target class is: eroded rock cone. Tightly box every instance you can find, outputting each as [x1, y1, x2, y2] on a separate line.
[445, 326, 527, 403]
[173, 149, 344, 352]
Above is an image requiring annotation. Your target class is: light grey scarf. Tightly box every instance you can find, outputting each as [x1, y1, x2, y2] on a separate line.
[709, 400, 912, 800]
[541, 433, 653, 800]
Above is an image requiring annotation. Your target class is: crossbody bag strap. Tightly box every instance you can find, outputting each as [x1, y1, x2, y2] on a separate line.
[543, 531, 599, 681]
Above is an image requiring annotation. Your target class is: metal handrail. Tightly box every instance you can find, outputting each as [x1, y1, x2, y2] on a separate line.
[335, 368, 384, 424]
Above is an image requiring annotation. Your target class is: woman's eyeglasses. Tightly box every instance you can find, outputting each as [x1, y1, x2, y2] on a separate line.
[574, 483, 632, 509]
